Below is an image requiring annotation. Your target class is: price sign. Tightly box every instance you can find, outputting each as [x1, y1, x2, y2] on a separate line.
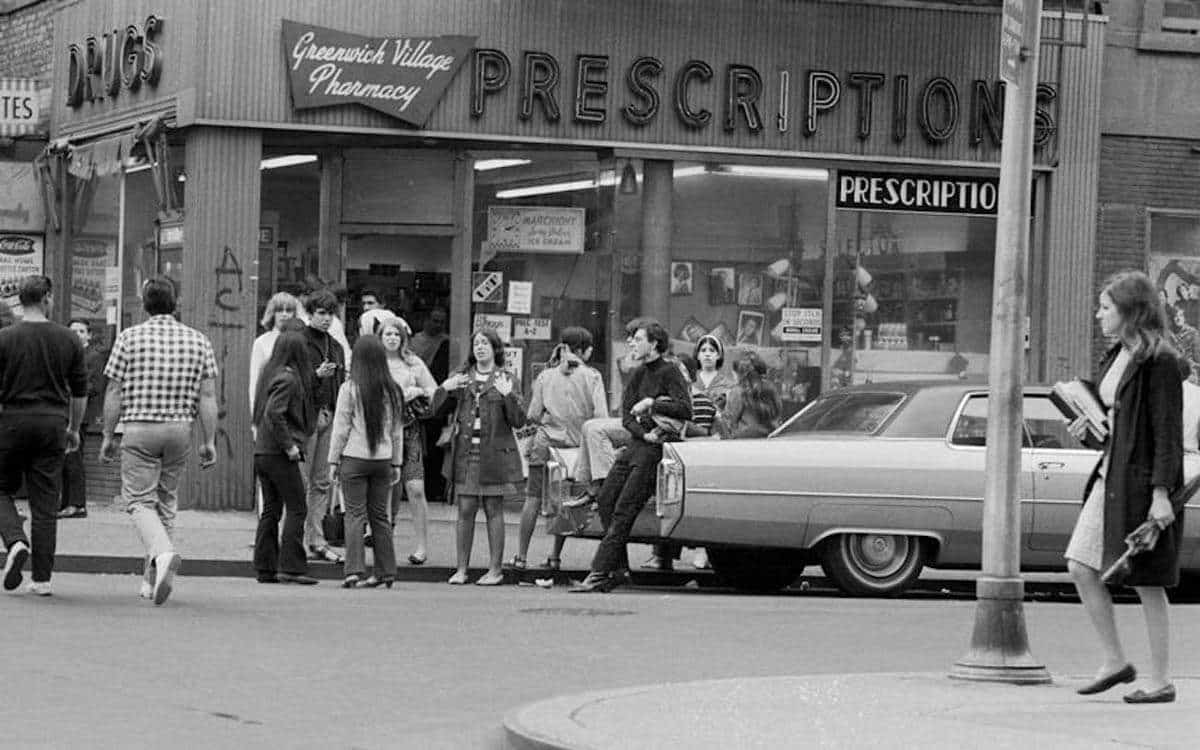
[512, 317, 552, 341]
[472, 271, 503, 303]
[473, 313, 512, 343]
[780, 307, 823, 343]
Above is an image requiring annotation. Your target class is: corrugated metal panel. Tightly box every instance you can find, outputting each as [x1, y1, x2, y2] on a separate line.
[51, 0, 202, 136]
[1041, 14, 1105, 382]
[187, 0, 1047, 165]
[181, 127, 262, 510]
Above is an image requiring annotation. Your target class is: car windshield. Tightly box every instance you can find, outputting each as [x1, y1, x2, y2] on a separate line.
[774, 391, 905, 436]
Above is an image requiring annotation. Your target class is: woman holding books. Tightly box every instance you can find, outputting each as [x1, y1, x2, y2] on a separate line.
[1066, 270, 1185, 704]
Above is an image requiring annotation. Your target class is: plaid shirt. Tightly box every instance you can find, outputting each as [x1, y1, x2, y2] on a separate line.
[104, 315, 219, 422]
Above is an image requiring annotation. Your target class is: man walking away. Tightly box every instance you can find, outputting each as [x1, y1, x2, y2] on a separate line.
[0, 276, 88, 596]
[100, 278, 219, 605]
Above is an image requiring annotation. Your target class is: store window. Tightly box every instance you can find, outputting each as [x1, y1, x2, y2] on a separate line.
[257, 153, 321, 323]
[667, 161, 829, 418]
[119, 147, 185, 331]
[1148, 209, 1200, 381]
[832, 201, 996, 386]
[1140, 0, 1200, 52]
[470, 153, 616, 392]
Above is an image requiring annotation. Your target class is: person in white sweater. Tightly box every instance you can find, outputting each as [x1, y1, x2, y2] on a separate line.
[327, 335, 404, 589]
[249, 292, 300, 412]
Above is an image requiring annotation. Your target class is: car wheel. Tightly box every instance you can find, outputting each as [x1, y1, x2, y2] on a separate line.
[820, 533, 925, 597]
[707, 547, 806, 593]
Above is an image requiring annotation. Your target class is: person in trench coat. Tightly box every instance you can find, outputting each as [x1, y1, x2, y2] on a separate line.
[1067, 270, 1186, 704]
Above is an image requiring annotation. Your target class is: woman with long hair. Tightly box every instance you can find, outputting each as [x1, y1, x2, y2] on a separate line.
[1067, 270, 1185, 703]
[252, 330, 318, 585]
[433, 328, 525, 585]
[693, 334, 735, 412]
[378, 315, 438, 565]
[327, 335, 405, 589]
[249, 292, 300, 411]
[715, 351, 782, 440]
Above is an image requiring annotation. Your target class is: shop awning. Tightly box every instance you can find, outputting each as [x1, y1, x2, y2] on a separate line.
[66, 132, 137, 180]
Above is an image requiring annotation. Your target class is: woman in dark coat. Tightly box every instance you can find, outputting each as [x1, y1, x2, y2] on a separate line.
[432, 328, 525, 586]
[1067, 270, 1184, 704]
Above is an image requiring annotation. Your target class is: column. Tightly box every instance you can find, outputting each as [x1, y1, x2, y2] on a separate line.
[639, 160, 673, 323]
[180, 127, 262, 510]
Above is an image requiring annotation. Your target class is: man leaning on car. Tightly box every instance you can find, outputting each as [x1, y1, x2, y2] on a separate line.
[570, 319, 691, 593]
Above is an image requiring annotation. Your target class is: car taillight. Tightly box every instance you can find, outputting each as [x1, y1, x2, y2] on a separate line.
[541, 459, 570, 517]
[656, 452, 684, 531]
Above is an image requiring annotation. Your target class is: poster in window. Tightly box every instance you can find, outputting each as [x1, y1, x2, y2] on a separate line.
[736, 310, 765, 347]
[0, 233, 43, 313]
[670, 261, 693, 296]
[709, 267, 735, 305]
[70, 236, 116, 316]
[737, 272, 764, 306]
[1149, 212, 1200, 381]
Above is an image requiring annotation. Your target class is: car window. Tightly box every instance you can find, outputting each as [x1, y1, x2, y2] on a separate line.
[949, 395, 1035, 447]
[775, 391, 904, 435]
[1024, 394, 1087, 450]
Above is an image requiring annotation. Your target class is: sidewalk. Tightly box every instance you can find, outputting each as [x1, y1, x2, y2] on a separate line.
[31, 498, 711, 586]
[504, 673, 1198, 749]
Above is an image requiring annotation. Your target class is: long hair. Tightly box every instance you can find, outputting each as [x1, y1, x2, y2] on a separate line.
[350, 334, 404, 452]
[252, 330, 313, 427]
[379, 315, 418, 366]
[260, 292, 299, 330]
[734, 351, 782, 427]
[465, 327, 505, 370]
[1104, 270, 1178, 360]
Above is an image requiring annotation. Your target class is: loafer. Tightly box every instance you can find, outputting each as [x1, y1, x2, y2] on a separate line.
[277, 573, 318, 585]
[1124, 684, 1176, 704]
[256, 573, 280, 584]
[1077, 663, 1136, 695]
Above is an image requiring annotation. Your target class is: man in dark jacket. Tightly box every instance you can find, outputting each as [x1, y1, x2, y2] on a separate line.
[0, 276, 88, 596]
[570, 320, 691, 593]
[299, 289, 346, 562]
[58, 318, 105, 519]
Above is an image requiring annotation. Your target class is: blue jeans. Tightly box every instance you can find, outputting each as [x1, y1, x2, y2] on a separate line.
[120, 422, 190, 567]
[0, 414, 67, 582]
[340, 457, 396, 578]
[590, 441, 662, 574]
[302, 419, 333, 548]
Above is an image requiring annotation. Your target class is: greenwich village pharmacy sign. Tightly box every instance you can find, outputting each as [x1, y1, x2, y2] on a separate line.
[282, 20, 475, 127]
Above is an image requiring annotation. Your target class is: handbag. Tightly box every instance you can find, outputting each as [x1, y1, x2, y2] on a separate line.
[321, 482, 346, 547]
[403, 394, 432, 426]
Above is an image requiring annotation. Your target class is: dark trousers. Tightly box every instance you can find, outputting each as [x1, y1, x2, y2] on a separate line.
[253, 453, 309, 576]
[591, 441, 663, 574]
[60, 432, 86, 510]
[423, 420, 447, 502]
[341, 457, 396, 578]
[0, 414, 67, 582]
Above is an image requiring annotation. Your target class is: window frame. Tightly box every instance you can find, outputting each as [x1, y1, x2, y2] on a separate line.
[1140, 0, 1200, 53]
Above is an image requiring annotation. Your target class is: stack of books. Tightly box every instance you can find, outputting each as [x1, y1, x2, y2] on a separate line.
[1049, 380, 1108, 450]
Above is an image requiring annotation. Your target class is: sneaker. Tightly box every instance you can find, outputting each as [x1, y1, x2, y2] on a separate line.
[27, 581, 52, 596]
[152, 552, 181, 606]
[3, 541, 29, 591]
[138, 581, 153, 599]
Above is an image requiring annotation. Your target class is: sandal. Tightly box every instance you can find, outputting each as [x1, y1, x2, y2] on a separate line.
[341, 574, 361, 588]
[407, 552, 427, 566]
[508, 555, 527, 571]
[543, 556, 561, 571]
[448, 571, 469, 585]
[475, 571, 505, 586]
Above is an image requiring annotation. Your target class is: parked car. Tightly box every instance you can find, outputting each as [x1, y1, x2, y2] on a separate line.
[545, 380, 1200, 596]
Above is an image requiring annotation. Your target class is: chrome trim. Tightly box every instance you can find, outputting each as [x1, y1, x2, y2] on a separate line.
[686, 487, 991, 503]
[807, 528, 945, 548]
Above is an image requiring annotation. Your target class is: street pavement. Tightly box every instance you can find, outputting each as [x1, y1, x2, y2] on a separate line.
[3, 574, 1197, 749]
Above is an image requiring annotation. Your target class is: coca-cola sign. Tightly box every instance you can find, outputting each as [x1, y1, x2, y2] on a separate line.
[282, 20, 474, 127]
[0, 235, 37, 254]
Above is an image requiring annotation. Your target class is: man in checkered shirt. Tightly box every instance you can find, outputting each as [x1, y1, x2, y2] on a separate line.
[99, 278, 219, 606]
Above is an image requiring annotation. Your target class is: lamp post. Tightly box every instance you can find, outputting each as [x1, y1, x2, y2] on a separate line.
[950, 0, 1051, 685]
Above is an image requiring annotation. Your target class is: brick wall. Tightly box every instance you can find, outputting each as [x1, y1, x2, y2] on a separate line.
[0, 0, 62, 82]
[1094, 135, 1200, 365]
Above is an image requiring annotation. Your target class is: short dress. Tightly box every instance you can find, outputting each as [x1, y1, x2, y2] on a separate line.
[1064, 347, 1132, 570]
[453, 370, 520, 499]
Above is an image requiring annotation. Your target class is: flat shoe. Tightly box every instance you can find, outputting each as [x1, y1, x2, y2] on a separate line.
[1077, 663, 1136, 695]
[407, 553, 427, 566]
[447, 572, 468, 585]
[277, 573, 318, 585]
[1124, 684, 1176, 704]
[256, 573, 279, 584]
[475, 572, 504, 586]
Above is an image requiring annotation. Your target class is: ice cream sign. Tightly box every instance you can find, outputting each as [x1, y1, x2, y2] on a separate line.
[282, 20, 474, 127]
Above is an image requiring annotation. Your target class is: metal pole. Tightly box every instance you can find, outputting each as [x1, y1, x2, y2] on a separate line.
[951, 0, 1050, 684]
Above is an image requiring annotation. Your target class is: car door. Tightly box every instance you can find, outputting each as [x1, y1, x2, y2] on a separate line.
[942, 394, 1036, 565]
[1025, 394, 1101, 563]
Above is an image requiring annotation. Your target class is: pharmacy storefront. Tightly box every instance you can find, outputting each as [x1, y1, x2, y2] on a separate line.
[44, 0, 1104, 508]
